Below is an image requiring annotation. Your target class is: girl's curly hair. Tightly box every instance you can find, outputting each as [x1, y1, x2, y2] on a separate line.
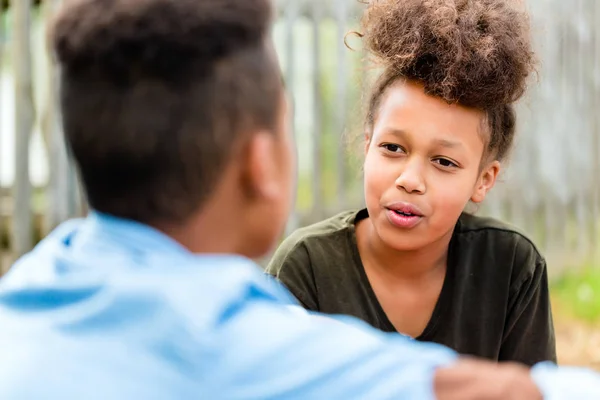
[359, 0, 536, 161]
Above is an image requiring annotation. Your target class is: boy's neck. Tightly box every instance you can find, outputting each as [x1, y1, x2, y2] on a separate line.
[155, 193, 246, 257]
[356, 219, 453, 282]
[158, 214, 240, 255]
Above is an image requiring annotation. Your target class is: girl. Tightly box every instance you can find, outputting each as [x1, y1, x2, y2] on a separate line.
[266, 0, 556, 366]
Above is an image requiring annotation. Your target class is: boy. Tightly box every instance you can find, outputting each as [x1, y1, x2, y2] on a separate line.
[0, 0, 598, 398]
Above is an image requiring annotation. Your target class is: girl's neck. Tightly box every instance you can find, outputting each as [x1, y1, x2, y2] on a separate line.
[356, 218, 453, 282]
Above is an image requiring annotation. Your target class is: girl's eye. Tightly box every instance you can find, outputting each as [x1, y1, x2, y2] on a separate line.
[381, 144, 404, 153]
[433, 158, 458, 168]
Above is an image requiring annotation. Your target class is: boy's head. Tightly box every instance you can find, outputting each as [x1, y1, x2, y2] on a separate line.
[356, 0, 535, 251]
[50, 0, 294, 258]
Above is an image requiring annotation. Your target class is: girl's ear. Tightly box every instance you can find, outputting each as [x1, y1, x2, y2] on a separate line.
[364, 132, 371, 155]
[471, 161, 501, 203]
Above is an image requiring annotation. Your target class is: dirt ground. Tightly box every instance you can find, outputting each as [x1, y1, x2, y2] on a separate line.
[555, 316, 600, 370]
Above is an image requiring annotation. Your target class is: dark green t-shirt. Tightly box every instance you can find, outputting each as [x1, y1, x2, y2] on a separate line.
[266, 209, 556, 366]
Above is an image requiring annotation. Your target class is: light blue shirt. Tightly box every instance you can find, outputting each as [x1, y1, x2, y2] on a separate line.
[0, 212, 598, 399]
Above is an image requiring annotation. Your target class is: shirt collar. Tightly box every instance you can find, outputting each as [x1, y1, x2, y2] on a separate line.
[69, 211, 260, 271]
[71, 211, 190, 258]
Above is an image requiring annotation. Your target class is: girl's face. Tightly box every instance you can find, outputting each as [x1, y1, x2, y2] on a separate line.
[363, 80, 500, 251]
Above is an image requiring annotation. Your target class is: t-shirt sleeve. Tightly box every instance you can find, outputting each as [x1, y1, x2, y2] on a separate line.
[264, 238, 319, 311]
[499, 256, 557, 365]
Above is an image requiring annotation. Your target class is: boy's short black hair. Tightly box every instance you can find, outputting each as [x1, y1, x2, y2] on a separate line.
[50, 0, 281, 224]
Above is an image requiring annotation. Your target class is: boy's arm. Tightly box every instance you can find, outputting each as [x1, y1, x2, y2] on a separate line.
[213, 299, 456, 399]
[212, 299, 549, 399]
[499, 259, 557, 365]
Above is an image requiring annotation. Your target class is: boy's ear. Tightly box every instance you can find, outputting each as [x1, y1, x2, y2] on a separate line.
[241, 131, 280, 201]
[471, 161, 501, 203]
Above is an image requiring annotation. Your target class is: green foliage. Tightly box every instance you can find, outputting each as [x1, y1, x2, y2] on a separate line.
[552, 267, 600, 324]
[273, 18, 366, 213]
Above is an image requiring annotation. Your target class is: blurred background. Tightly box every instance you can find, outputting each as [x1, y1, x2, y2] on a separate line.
[1, 0, 599, 369]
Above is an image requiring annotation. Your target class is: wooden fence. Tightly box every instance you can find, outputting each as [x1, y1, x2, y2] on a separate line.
[1, 0, 600, 277]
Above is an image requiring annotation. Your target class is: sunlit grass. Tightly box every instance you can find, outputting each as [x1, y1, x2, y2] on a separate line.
[551, 267, 600, 324]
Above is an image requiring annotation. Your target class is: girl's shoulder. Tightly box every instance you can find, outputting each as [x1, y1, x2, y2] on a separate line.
[287, 209, 361, 243]
[266, 209, 363, 274]
[456, 212, 527, 234]
[455, 212, 542, 257]
[452, 213, 546, 286]
[265, 210, 366, 309]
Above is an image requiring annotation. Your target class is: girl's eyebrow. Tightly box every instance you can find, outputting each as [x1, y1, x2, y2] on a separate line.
[432, 138, 463, 149]
[384, 128, 464, 149]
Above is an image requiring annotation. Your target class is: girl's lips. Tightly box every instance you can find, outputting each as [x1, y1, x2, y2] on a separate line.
[385, 201, 424, 217]
[385, 208, 423, 229]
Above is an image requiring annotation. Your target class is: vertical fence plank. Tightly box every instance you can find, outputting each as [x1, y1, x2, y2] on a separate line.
[591, 0, 600, 267]
[310, 1, 323, 220]
[574, 0, 589, 262]
[283, 0, 299, 237]
[70, 164, 87, 218]
[556, 7, 572, 266]
[42, 0, 71, 233]
[537, 1, 556, 259]
[542, 4, 566, 266]
[0, 3, 6, 273]
[335, 0, 348, 209]
[11, 0, 35, 259]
